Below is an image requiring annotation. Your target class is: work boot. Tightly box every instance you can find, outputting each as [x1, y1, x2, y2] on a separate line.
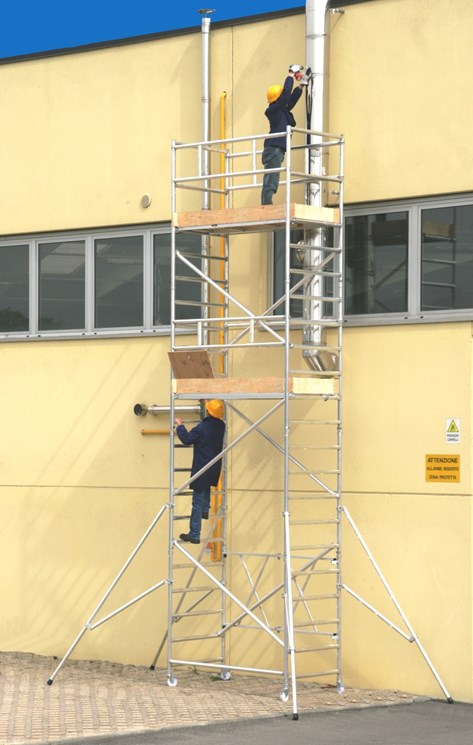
[180, 533, 200, 544]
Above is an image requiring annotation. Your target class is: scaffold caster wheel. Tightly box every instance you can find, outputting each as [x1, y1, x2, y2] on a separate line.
[220, 670, 231, 681]
[167, 676, 178, 687]
[279, 688, 289, 702]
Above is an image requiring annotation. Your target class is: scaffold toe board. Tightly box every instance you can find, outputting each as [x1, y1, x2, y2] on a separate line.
[172, 376, 339, 396]
[173, 203, 341, 234]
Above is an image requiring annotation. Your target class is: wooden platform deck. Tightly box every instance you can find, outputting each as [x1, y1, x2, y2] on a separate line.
[172, 376, 338, 398]
[173, 203, 340, 235]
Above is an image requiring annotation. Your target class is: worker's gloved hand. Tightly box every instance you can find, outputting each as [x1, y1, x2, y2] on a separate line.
[289, 64, 303, 77]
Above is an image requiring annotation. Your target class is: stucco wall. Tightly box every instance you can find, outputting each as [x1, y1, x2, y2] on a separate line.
[0, 0, 472, 702]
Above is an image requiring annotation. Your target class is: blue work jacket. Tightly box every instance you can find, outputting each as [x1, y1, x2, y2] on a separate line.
[176, 415, 225, 490]
[264, 76, 303, 151]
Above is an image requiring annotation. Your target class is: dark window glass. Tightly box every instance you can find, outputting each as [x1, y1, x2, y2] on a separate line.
[153, 233, 202, 325]
[273, 229, 336, 319]
[95, 236, 143, 328]
[345, 212, 408, 315]
[421, 205, 473, 311]
[39, 241, 85, 330]
[273, 229, 304, 318]
[0, 245, 29, 331]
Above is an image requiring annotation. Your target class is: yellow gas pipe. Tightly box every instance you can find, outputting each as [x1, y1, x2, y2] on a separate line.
[209, 91, 227, 562]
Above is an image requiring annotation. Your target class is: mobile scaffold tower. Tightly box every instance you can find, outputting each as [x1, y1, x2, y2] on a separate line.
[46, 121, 452, 713]
[165, 123, 344, 719]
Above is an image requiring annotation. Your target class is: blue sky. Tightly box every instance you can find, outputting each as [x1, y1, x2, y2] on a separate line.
[0, 1, 303, 59]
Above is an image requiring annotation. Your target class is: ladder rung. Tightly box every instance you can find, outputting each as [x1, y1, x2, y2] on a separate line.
[173, 585, 218, 594]
[175, 300, 226, 308]
[295, 644, 339, 654]
[293, 593, 339, 601]
[172, 633, 221, 643]
[288, 445, 340, 451]
[290, 294, 341, 303]
[290, 519, 339, 526]
[177, 251, 228, 262]
[290, 419, 340, 425]
[289, 470, 340, 476]
[293, 569, 339, 576]
[290, 268, 341, 277]
[173, 563, 223, 570]
[289, 495, 339, 501]
[292, 544, 340, 551]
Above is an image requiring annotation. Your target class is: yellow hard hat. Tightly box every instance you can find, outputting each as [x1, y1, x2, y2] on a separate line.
[267, 84, 283, 104]
[206, 399, 224, 419]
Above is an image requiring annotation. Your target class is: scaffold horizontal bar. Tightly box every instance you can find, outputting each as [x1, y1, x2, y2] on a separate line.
[296, 644, 340, 654]
[295, 669, 340, 679]
[172, 633, 222, 643]
[169, 659, 284, 676]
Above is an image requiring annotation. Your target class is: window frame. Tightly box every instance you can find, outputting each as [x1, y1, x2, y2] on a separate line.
[0, 224, 198, 342]
[344, 193, 473, 326]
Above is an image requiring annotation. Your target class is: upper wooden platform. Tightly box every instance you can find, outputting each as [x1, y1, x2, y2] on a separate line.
[173, 203, 340, 235]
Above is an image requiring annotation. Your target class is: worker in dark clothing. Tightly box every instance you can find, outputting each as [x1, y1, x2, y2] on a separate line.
[175, 399, 225, 545]
[261, 65, 307, 205]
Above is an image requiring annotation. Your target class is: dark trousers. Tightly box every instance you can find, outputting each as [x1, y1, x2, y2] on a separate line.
[261, 145, 285, 205]
[189, 486, 211, 539]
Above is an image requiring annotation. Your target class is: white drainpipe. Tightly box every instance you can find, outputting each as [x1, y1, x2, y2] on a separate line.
[304, 0, 333, 372]
[199, 9, 212, 210]
[199, 9, 213, 343]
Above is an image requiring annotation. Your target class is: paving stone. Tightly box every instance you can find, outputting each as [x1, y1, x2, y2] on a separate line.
[0, 651, 419, 745]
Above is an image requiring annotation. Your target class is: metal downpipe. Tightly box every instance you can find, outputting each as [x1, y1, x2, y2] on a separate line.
[304, 0, 336, 372]
[199, 10, 213, 344]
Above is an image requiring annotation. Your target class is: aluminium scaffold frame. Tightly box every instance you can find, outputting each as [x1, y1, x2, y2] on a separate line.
[47, 124, 452, 714]
[166, 125, 345, 719]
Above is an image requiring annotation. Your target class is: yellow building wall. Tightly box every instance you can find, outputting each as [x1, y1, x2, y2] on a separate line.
[0, 0, 472, 703]
[328, 0, 473, 201]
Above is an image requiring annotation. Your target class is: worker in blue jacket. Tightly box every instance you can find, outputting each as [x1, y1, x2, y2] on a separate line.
[261, 65, 307, 205]
[175, 399, 225, 545]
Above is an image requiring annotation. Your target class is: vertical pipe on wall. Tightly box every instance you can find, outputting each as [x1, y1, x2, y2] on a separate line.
[199, 9, 213, 345]
[303, 0, 333, 371]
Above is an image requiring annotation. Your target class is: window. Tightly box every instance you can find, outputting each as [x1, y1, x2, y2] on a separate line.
[421, 205, 473, 312]
[153, 233, 202, 325]
[39, 240, 85, 330]
[0, 244, 29, 332]
[272, 195, 473, 326]
[272, 228, 337, 320]
[345, 195, 473, 325]
[95, 236, 144, 328]
[0, 226, 202, 340]
[345, 212, 408, 315]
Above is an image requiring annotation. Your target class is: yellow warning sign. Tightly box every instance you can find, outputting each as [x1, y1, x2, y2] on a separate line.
[446, 418, 461, 443]
[426, 454, 460, 482]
